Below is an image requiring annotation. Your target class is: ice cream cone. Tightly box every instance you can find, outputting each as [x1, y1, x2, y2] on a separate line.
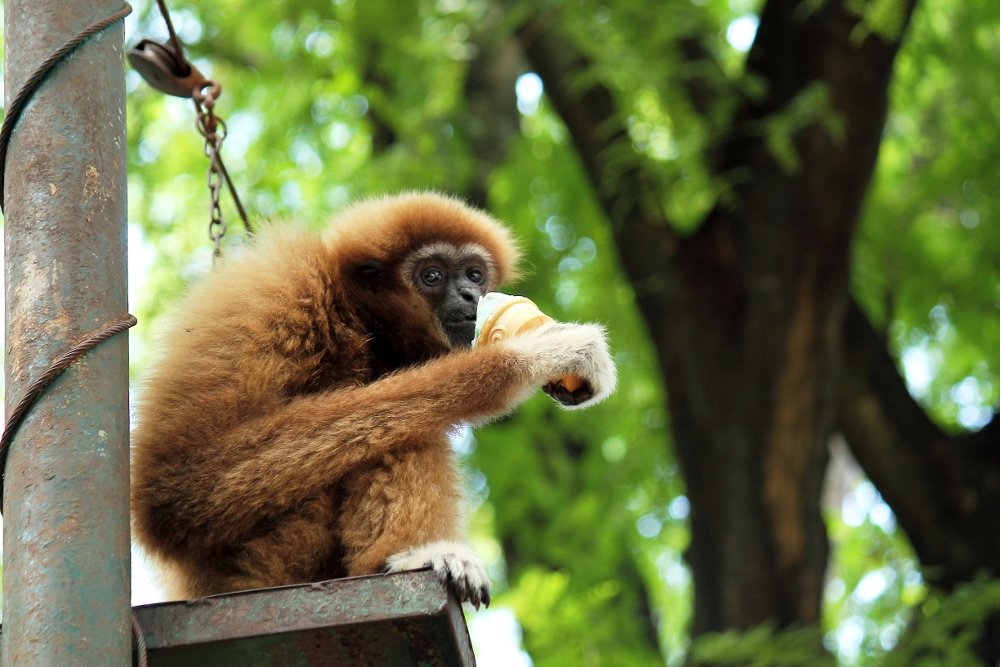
[475, 293, 584, 393]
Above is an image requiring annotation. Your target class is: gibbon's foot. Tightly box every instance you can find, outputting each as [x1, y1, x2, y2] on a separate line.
[385, 541, 491, 609]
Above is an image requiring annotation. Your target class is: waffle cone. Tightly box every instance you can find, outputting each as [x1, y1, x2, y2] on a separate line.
[476, 296, 554, 345]
[475, 294, 584, 393]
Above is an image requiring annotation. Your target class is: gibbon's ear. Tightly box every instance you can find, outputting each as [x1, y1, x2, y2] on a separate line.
[355, 260, 387, 288]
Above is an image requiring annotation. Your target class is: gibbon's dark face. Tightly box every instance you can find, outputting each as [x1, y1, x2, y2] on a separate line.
[404, 242, 494, 347]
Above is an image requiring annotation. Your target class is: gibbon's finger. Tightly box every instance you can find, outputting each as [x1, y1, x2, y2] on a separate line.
[506, 321, 617, 408]
[470, 579, 490, 610]
[542, 378, 596, 406]
[469, 585, 482, 611]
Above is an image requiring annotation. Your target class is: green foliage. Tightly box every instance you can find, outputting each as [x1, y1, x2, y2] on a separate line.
[690, 624, 835, 667]
[675, 577, 1000, 667]
[846, 0, 911, 41]
[473, 120, 684, 663]
[823, 479, 925, 664]
[853, 0, 1000, 430]
[503, 568, 663, 666]
[549, 0, 747, 232]
[758, 82, 842, 174]
[883, 578, 1000, 667]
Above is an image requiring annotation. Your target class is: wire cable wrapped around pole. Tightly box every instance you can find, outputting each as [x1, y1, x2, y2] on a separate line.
[0, 4, 132, 210]
[2, 3, 137, 664]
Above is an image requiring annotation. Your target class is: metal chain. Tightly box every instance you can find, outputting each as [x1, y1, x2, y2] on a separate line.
[133, 0, 253, 263]
[194, 84, 228, 262]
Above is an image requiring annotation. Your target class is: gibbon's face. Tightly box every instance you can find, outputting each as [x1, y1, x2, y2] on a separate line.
[403, 242, 495, 347]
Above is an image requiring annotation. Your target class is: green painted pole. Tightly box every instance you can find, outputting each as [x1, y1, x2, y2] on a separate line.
[2, 0, 130, 664]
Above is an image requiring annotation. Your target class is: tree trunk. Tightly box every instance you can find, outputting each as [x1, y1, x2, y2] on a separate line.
[514, 0, 915, 640]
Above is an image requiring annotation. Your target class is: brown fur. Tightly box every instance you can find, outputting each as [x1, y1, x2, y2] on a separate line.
[131, 192, 614, 600]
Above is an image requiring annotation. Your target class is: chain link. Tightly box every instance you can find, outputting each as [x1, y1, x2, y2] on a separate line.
[134, 0, 252, 262]
[195, 84, 229, 263]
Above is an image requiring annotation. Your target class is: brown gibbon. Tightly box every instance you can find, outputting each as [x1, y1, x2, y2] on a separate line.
[131, 192, 617, 607]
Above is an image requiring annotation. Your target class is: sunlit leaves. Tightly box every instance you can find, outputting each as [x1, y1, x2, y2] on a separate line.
[758, 82, 842, 174]
[691, 624, 834, 667]
[882, 578, 1000, 667]
[854, 0, 1000, 430]
[824, 475, 924, 665]
[846, 0, 911, 41]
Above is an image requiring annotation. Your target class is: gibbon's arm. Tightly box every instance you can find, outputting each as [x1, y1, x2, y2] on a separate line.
[154, 322, 614, 550]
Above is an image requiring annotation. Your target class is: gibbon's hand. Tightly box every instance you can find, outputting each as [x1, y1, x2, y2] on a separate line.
[507, 322, 617, 409]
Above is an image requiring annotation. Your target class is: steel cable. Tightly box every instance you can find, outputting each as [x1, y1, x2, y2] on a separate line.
[0, 4, 133, 210]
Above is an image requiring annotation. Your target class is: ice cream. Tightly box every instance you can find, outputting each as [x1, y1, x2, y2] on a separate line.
[474, 292, 584, 392]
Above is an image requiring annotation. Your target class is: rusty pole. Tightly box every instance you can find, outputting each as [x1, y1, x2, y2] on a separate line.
[2, 0, 130, 664]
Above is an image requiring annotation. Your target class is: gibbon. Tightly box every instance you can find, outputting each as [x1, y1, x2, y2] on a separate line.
[131, 192, 616, 607]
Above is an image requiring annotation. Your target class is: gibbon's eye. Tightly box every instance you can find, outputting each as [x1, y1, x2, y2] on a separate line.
[421, 267, 444, 287]
[467, 267, 486, 285]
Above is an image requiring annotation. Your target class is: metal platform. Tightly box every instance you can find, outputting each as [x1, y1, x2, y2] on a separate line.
[1, 570, 476, 666]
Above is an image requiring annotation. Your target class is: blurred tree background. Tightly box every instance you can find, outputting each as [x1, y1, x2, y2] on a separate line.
[4, 0, 997, 663]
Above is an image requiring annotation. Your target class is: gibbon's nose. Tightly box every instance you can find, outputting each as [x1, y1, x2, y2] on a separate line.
[457, 284, 479, 303]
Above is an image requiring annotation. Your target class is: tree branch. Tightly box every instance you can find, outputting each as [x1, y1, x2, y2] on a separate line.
[459, 9, 522, 209]
[837, 298, 1000, 586]
[513, 13, 682, 290]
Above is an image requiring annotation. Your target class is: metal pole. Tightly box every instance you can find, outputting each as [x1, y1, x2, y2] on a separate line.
[2, 0, 130, 663]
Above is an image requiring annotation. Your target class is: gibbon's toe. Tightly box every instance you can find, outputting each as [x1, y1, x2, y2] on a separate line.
[385, 541, 491, 609]
[431, 551, 491, 609]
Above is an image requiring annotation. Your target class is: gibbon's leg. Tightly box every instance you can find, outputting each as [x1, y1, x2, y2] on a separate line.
[179, 493, 342, 597]
[196, 493, 342, 596]
[336, 444, 489, 607]
[161, 323, 615, 553]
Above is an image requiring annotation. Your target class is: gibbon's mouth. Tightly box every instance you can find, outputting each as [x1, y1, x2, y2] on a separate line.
[444, 318, 476, 331]
[444, 319, 476, 345]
